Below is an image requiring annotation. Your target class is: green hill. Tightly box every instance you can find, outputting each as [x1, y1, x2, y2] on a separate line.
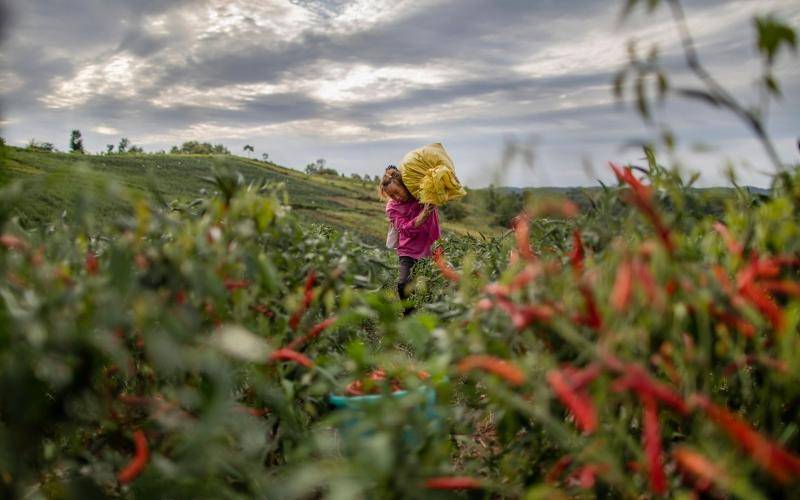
[0, 147, 499, 243]
[0, 146, 740, 243]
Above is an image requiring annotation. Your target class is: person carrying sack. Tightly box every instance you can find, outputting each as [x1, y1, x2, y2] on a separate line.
[379, 165, 440, 316]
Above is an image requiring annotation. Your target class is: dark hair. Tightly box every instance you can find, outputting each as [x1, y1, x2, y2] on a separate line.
[378, 168, 410, 199]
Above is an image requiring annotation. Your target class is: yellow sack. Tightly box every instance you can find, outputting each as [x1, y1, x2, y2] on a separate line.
[399, 143, 467, 205]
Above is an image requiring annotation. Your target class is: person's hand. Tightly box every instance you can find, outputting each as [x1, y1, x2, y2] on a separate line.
[413, 204, 434, 227]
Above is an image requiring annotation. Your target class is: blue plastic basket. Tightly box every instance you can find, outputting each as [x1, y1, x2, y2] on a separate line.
[328, 386, 440, 447]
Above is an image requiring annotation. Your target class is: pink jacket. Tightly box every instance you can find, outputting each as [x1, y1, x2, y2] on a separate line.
[386, 199, 441, 259]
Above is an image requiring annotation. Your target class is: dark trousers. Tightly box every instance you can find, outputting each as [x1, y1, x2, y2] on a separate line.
[397, 256, 417, 316]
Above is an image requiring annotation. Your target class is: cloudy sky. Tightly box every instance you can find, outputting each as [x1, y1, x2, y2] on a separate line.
[1, 0, 798, 187]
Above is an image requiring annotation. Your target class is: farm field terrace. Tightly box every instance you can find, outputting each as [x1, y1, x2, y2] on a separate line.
[0, 146, 503, 244]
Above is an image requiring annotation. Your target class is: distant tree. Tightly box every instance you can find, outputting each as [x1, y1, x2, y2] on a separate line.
[0, 137, 5, 147]
[305, 163, 318, 175]
[350, 173, 362, 181]
[27, 139, 55, 152]
[106, 144, 114, 154]
[493, 191, 523, 228]
[69, 129, 84, 154]
[315, 158, 326, 169]
[212, 144, 230, 155]
[128, 145, 144, 154]
[170, 141, 230, 155]
[243, 144, 254, 157]
[485, 184, 499, 212]
[118, 137, 130, 154]
[262, 153, 269, 162]
[441, 200, 468, 221]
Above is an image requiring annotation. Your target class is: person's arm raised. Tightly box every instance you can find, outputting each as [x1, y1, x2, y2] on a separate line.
[413, 204, 434, 228]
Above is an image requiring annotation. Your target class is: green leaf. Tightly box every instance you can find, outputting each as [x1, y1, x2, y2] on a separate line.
[644, 145, 657, 171]
[755, 16, 797, 65]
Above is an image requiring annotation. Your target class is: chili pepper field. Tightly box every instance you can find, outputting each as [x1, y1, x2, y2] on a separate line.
[1, 153, 800, 498]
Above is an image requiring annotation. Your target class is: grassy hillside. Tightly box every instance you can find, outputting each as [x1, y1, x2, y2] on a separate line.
[0, 147, 499, 243]
[0, 146, 740, 243]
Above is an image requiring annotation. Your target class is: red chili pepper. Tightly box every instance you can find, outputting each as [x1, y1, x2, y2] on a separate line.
[610, 163, 674, 253]
[223, 279, 251, 291]
[495, 298, 554, 329]
[345, 380, 365, 395]
[712, 222, 743, 257]
[424, 476, 482, 490]
[576, 464, 599, 489]
[475, 298, 494, 311]
[85, 251, 99, 275]
[574, 283, 602, 330]
[726, 256, 785, 331]
[269, 348, 314, 368]
[286, 316, 337, 351]
[610, 259, 633, 311]
[250, 303, 273, 317]
[458, 355, 525, 387]
[722, 355, 788, 376]
[303, 271, 316, 302]
[753, 257, 781, 279]
[345, 369, 403, 395]
[509, 263, 541, 291]
[673, 446, 726, 492]
[306, 316, 336, 340]
[530, 200, 579, 218]
[709, 305, 756, 338]
[642, 395, 667, 494]
[739, 281, 783, 331]
[665, 279, 678, 296]
[513, 213, 536, 261]
[690, 395, 800, 483]
[611, 365, 688, 415]
[568, 230, 584, 275]
[560, 363, 603, 391]
[0, 234, 27, 251]
[175, 289, 187, 305]
[288, 271, 317, 330]
[133, 253, 149, 270]
[632, 258, 658, 303]
[545, 454, 574, 484]
[6, 272, 27, 288]
[484, 282, 510, 298]
[547, 369, 597, 433]
[432, 247, 461, 282]
[117, 430, 149, 484]
[760, 280, 800, 297]
[234, 405, 270, 417]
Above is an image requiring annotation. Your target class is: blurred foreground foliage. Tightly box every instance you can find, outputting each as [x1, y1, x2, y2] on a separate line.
[1, 156, 800, 499]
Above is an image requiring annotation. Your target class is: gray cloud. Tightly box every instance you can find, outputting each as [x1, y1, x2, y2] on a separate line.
[1, 0, 798, 187]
